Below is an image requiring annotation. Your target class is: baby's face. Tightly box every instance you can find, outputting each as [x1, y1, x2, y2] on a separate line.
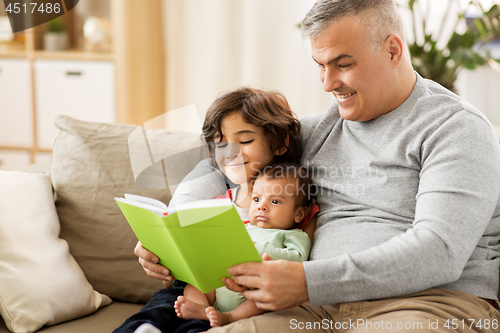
[249, 177, 306, 229]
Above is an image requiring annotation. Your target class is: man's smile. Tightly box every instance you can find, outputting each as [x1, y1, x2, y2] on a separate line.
[335, 91, 357, 101]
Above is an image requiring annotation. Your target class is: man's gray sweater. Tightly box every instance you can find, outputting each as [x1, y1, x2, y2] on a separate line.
[301, 74, 500, 305]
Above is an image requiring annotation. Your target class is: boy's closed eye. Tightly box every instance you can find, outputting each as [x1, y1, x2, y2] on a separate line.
[215, 142, 228, 148]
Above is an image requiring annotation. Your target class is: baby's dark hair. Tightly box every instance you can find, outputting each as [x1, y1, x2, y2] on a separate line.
[202, 87, 301, 165]
[257, 163, 315, 208]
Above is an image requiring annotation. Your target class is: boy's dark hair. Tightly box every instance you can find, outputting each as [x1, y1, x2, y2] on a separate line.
[202, 87, 301, 165]
[257, 163, 315, 208]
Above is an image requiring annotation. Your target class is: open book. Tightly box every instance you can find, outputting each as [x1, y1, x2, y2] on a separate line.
[115, 194, 262, 293]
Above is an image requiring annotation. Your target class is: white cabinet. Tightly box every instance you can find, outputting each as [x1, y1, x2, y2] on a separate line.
[34, 60, 116, 149]
[0, 0, 164, 169]
[0, 59, 33, 147]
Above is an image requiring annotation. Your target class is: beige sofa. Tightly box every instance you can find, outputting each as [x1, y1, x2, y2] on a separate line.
[0, 116, 208, 333]
[1, 116, 499, 333]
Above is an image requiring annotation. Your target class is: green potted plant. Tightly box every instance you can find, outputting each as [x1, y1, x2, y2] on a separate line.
[402, 0, 500, 91]
[44, 17, 68, 51]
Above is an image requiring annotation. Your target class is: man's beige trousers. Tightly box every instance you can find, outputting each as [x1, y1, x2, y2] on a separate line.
[207, 288, 500, 332]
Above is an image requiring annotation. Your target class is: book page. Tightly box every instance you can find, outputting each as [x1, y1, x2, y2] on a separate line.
[174, 198, 231, 211]
[124, 193, 169, 210]
[175, 198, 233, 227]
[116, 195, 174, 217]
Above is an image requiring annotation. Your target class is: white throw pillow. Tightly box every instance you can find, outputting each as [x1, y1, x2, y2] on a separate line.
[0, 171, 112, 333]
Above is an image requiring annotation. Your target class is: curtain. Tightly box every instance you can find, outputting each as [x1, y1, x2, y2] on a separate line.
[162, 0, 334, 132]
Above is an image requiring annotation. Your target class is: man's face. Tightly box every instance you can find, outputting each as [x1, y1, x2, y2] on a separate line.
[311, 16, 394, 122]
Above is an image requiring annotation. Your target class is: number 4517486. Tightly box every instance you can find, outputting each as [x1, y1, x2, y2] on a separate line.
[444, 319, 498, 330]
[6, 2, 61, 14]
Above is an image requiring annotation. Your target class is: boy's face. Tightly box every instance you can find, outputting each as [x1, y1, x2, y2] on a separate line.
[214, 112, 278, 185]
[249, 176, 308, 230]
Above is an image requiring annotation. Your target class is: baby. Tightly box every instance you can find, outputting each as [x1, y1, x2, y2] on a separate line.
[174, 163, 315, 327]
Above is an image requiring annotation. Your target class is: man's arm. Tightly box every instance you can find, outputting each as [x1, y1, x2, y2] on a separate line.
[304, 112, 500, 305]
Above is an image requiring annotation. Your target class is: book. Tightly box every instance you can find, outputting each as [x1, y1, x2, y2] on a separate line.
[115, 194, 262, 293]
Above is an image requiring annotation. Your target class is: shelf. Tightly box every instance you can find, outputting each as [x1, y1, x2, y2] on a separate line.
[0, 50, 27, 58]
[0, 0, 165, 168]
[33, 50, 113, 61]
[0, 49, 113, 61]
[0, 42, 27, 57]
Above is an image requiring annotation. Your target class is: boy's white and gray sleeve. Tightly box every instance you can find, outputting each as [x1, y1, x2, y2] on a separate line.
[169, 158, 227, 206]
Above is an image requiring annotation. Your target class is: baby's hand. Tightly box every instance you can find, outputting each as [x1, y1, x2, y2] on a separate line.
[222, 277, 249, 292]
[253, 241, 257, 245]
[261, 253, 272, 261]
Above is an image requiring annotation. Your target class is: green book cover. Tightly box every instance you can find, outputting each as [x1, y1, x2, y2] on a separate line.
[115, 196, 262, 293]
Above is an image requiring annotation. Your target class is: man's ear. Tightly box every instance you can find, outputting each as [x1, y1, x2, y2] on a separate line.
[274, 135, 289, 156]
[385, 34, 404, 69]
[294, 206, 309, 223]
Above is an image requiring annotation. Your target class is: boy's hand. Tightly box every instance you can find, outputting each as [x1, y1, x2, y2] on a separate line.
[134, 241, 174, 285]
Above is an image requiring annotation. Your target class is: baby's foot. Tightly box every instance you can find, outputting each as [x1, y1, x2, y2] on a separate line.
[206, 306, 233, 327]
[174, 296, 208, 320]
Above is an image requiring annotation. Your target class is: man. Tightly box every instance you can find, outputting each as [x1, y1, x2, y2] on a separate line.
[133, 0, 500, 332]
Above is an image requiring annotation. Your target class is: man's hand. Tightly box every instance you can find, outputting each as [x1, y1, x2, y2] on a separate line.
[134, 241, 174, 287]
[222, 252, 271, 292]
[226, 253, 309, 311]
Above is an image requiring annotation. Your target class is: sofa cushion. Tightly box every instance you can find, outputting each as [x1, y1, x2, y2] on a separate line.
[0, 171, 112, 333]
[50, 115, 207, 303]
[0, 302, 143, 333]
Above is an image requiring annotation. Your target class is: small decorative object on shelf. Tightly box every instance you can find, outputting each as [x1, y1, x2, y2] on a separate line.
[0, 16, 13, 42]
[83, 16, 112, 53]
[44, 17, 68, 51]
[0, 17, 25, 53]
[0, 17, 12, 52]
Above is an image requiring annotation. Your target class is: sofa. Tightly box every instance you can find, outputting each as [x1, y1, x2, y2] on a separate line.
[0, 115, 210, 333]
[1, 115, 499, 333]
